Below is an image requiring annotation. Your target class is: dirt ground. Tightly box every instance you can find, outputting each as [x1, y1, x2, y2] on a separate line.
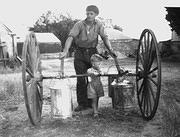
[0, 57, 180, 137]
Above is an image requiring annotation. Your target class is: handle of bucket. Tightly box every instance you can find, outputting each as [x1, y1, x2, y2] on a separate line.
[114, 57, 123, 75]
[108, 49, 122, 75]
[59, 58, 64, 77]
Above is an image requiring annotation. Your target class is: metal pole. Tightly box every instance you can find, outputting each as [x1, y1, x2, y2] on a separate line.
[42, 71, 137, 80]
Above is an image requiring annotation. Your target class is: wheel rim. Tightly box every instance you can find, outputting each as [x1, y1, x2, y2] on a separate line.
[136, 29, 161, 120]
[22, 32, 43, 125]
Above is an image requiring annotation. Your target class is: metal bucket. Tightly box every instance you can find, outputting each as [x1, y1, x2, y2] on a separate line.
[120, 82, 135, 108]
[49, 79, 73, 119]
[111, 80, 135, 109]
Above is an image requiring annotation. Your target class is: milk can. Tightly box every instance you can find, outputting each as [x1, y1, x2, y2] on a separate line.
[111, 79, 135, 109]
[49, 79, 73, 119]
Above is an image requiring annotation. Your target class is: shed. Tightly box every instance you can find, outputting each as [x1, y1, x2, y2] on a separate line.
[17, 32, 61, 56]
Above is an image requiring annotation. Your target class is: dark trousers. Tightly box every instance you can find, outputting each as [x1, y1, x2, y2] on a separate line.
[74, 47, 97, 107]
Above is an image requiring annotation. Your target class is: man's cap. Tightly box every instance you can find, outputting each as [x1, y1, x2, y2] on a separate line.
[86, 5, 99, 15]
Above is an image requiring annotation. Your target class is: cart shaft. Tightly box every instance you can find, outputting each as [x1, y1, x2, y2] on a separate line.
[42, 71, 137, 80]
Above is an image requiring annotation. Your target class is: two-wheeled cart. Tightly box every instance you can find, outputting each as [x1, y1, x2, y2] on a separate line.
[21, 29, 161, 125]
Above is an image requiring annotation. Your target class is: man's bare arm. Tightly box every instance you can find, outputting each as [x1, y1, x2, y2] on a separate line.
[63, 36, 73, 53]
[102, 37, 117, 58]
[59, 36, 73, 58]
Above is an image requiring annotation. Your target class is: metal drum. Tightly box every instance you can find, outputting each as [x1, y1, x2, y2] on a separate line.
[111, 80, 135, 109]
[49, 79, 73, 119]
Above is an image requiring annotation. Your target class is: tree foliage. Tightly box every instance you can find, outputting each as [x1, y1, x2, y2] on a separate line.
[165, 8, 180, 35]
[29, 11, 123, 56]
[29, 11, 79, 53]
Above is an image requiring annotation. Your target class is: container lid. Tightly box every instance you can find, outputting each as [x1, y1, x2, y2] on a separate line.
[111, 79, 134, 88]
[49, 79, 69, 90]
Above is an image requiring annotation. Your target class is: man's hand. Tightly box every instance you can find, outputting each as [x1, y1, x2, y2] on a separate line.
[59, 51, 68, 59]
[102, 37, 117, 58]
[109, 51, 117, 58]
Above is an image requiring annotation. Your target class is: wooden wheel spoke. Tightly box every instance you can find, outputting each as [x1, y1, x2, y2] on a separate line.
[37, 100, 42, 114]
[139, 54, 144, 66]
[146, 85, 153, 116]
[143, 35, 147, 53]
[36, 83, 43, 102]
[144, 37, 153, 69]
[143, 89, 147, 115]
[137, 76, 143, 81]
[146, 93, 149, 116]
[146, 88, 152, 115]
[141, 48, 146, 62]
[146, 80, 155, 114]
[140, 90, 145, 107]
[146, 33, 152, 63]
[26, 53, 34, 72]
[147, 90, 153, 113]
[147, 32, 150, 48]
[26, 68, 34, 78]
[148, 76, 158, 87]
[145, 32, 150, 54]
[140, 80, 146, 107]
[26, 80, 42, 101]
[36, 58, 41, 73]
[148, 67, 158, 75]
[138, 79, 144, 95]
[26, 80, 33, 87]
[138, 66, 143, 71]
[147, 80, 155, 102]
[140, 41, 146, 61]
[36, 88, 43, 114]
[148, 54, 155, 71]
[149, 37, 153, 54]
[147, 42, 156, 71]
[143, 92, 146, 113]
[143, 85, 149, 116]
[147, 33, 152, 52]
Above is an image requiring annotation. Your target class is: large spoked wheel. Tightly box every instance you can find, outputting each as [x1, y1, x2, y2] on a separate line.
[22, 32, 43, 125]
[136, 29, 161, 120]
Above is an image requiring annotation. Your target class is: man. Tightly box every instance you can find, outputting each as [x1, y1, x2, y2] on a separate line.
[60, 5, 116, 112]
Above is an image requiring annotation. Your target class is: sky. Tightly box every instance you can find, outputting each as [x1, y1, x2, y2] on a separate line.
[0, 0, 180, 41]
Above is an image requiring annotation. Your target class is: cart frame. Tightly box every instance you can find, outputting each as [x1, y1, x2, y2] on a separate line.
[21, 29, 161, 125]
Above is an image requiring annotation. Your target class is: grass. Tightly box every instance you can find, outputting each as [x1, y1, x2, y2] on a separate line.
[159, 60, 180, 137]
[160, 80, 180, 137]
[0, 57, 180, 136]
[0, 71, 23, 106]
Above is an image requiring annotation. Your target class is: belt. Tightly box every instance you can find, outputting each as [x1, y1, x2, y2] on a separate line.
[77, 47, 96, 52]
[77, 46, 96, 49]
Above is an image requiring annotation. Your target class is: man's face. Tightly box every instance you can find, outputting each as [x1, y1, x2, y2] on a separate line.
[86, 11, 97, 22]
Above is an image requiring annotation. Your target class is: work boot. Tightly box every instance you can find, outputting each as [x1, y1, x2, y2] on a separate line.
[74, 105, 87, 112]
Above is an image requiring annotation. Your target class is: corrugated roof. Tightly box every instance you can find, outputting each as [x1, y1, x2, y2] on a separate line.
[35, 33, 60, 43]
[105, 28, 132, 40]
